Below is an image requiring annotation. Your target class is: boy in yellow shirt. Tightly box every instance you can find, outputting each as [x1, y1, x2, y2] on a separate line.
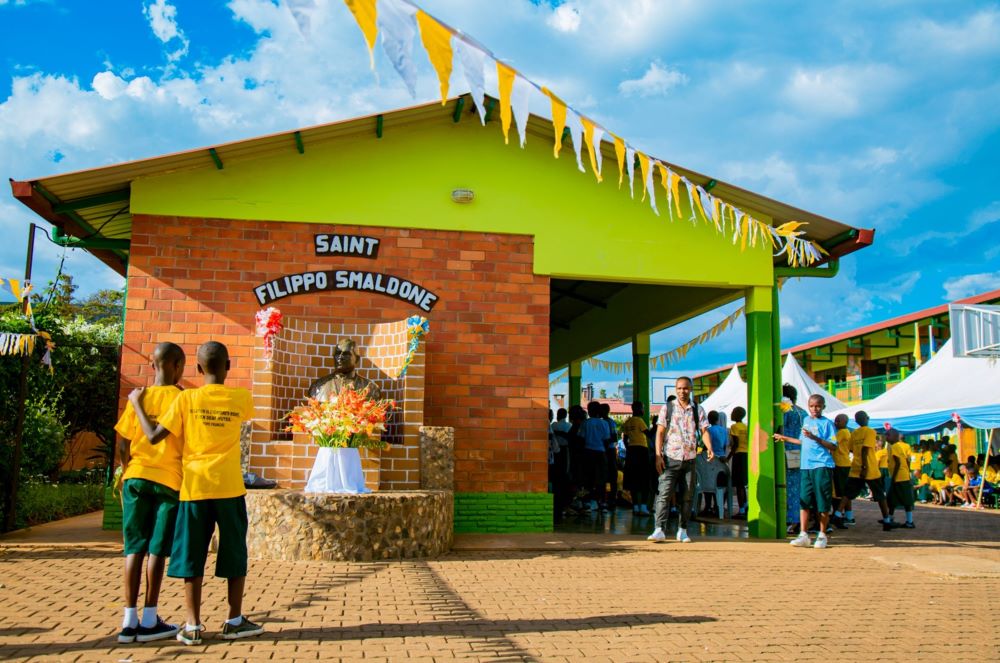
[830, 414, 852, 527]
[131, 341, 262, 645]
[838, 411, 892, 531]
[114, 342, 185, 644]
[886, 429, 916, 528]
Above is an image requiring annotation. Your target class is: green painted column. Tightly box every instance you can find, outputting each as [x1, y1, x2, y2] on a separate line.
[745, 285, 778, 539]
[568, 360, 582, 408]
[632, 333, 650, 425]
[771, 284, 787, 531]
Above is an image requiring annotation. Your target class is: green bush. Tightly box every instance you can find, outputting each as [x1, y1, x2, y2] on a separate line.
[13, 481, 105, 529]
[19, 396, 67, 478]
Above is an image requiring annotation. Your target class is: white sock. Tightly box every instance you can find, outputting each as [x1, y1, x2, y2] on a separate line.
[817, 531, 827, 538]
[186, 622, 203, 632]
[140, 606, 158, 628]
[122, 607, 138, 629]
[226, 615, 243, 626]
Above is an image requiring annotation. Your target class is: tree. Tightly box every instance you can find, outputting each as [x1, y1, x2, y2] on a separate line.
[599, 388, 607, 398]
[76, 289, 124, 325]
[31, 273, 77, 319]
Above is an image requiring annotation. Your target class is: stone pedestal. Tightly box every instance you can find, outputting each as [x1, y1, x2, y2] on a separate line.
[419, 426, 454, 490]
[244, 489, 453, 562]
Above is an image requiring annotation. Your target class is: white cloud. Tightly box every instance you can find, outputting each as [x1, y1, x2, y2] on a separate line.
[878, 271, 921, 303]
[782, 64, 903, 119]
[144, 0, 189, 62]
[547, 3, 580, 33]
[897, 200, 1000, 255]
[618, 61, 687, 98]
[897, 8, 1000, 58]
[943, 271, 1000, 300]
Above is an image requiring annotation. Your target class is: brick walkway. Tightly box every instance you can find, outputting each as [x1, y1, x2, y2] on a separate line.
[1, 502, 998, 662]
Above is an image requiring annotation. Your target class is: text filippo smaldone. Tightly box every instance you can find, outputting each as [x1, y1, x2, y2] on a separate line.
[253, 270, 439, 312]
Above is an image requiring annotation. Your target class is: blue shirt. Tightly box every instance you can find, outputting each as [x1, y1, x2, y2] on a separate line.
[800, 415, 836, 470]
[707, 424, 728, 457]
[580, 418, 609, 452]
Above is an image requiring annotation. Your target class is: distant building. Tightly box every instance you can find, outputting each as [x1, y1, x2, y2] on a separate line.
[582, 382, 595, 402]
[620, 382, 634, 403]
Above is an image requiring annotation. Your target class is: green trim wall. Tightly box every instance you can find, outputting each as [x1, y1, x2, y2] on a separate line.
[131, 113, 774, 289]
[454, 492, 553, 533]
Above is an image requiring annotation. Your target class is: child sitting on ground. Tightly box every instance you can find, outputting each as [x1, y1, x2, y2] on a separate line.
[130, 341, 263, 645]
[961, 463, 982, 508]
[114, 342, 186, 643]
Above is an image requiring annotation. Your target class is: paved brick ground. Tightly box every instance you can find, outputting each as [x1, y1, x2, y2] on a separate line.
[1, 502, 998, 662]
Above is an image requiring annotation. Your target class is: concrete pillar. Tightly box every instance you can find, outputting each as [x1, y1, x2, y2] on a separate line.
[632, 333, 650, 425]
[745, 285, 779, 539]
[568, 360, 582, 408]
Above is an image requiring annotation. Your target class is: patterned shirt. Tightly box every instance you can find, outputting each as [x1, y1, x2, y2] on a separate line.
[657, 401, 708, 461]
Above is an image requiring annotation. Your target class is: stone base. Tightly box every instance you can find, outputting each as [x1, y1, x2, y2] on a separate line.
[244, 489, 453, 562]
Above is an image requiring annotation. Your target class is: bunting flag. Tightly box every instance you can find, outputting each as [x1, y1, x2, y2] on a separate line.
[613, 135, 626, 188]
[376, 0, 418, 97]
[341, 0, 829, 267]
[454, 38, 486, 124]
[343, 0, 377, 67]
[497, 61, 516, 145]
[416, 9, 453, 104]
[581, 117, 603, 183]
[649, 306, 746, 370]
[1, 277, 53, 369]
[0, 333, 36, 357]
[543, 88, 567, 158]
[398, 315, 430, 378]
[549, 369, 568, 387]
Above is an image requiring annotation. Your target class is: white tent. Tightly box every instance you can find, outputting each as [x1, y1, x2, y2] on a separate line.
[782, 353, 848, 412]
[698, 365, 747, 418]
[829, 339, 1000, 433]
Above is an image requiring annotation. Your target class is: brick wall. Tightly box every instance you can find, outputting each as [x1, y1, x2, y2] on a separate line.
[121, 215, 550, 494]
[251, 317, 425, 489]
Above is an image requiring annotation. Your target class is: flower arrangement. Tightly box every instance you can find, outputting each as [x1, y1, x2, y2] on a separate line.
[254, 307, 283, 363]
[286, 386, 395, 450]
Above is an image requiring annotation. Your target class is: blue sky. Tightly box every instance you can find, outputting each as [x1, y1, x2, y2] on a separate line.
[1, 1, 999, 390]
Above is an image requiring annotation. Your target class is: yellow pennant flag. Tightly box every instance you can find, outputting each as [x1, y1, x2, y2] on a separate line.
[670, 172, 683, 218]
[543, 88, 567, 158]
[613, 136, 626, 188]
[416, 11, 453, 105]
[580, 117, 602, 183]
[637, 152, 651, 202]
[497, 61, 516, 145]
[344, 0, 378, 69]
[692, 188, 708, 223]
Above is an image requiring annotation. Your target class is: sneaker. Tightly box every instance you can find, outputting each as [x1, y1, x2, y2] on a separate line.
[136, 617, 180, 643]
[639, 504, 650, 516]
[844, 517, 856, 526]
[813, 534, 828, 549]
[790, 532, 811, 547]
[176, 624, 204, 646]
[117, 625, 138, 644]
[220, 617, 264, 640]
[882, 521, 893, 532]
[676, 528, 691, 543]
[902, 522, 916, 529]
[647, 527, 667, 542]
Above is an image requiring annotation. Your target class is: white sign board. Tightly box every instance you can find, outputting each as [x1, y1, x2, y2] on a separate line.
[949, 304, 1000, 358]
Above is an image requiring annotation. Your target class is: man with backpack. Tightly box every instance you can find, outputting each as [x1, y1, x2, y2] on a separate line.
[648, 377, 711, 543]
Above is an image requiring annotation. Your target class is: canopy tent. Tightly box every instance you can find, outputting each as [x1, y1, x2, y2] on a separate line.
[829, 339, 1000, 433]
[699, 365, 747, 418]
[782, 353, 848, 412]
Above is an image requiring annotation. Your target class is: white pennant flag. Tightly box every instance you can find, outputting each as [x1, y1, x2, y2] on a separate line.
[286, 0, 319, 36]
[682, 177, 697, 222]
[454, 38, 486, 124]
[565, 109, 585, 172]
[377, 0, 419, 97]
[700, 188, 715, 225]
[511, 75, 532, 147]
[625, 145, 636, 198]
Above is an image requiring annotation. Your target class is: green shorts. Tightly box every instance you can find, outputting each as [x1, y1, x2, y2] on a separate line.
[845, 476, 885, 502]
[888, 481, 915, 510]
[833, 466, 851, 499]
[122, 478, 179, 557]
[799, 467, 834, 513]
[167, 496, 248, 579]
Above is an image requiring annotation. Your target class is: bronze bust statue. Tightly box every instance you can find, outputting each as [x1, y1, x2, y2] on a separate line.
[307, 338, 382, 401]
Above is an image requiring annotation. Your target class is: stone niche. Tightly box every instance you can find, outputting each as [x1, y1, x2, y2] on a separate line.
[248, 317, 425, 489]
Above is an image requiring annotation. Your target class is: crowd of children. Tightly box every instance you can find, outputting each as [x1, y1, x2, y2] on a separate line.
[548, 391, 1000, 546]
[114, 341, 262, 645]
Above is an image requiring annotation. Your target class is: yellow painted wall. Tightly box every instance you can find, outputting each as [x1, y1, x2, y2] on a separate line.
[131, 114, 773, 288]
